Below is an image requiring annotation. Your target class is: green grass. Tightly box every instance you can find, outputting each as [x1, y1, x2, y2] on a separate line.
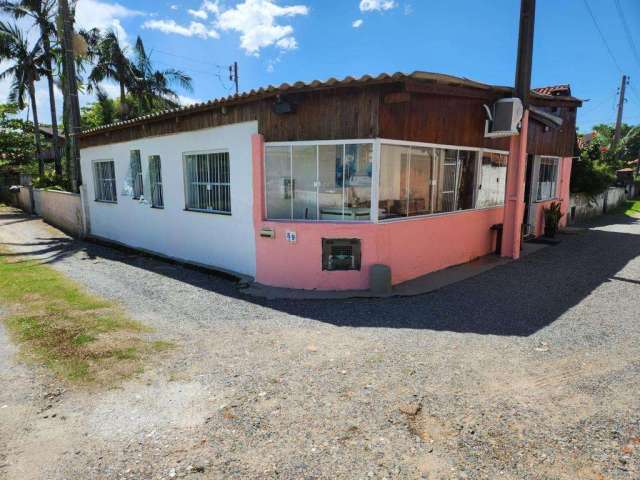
[0, 250, 165, 384]
[610, 198, 640, 218]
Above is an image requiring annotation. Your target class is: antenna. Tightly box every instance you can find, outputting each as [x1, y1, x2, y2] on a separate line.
[229, 62, 239, 95]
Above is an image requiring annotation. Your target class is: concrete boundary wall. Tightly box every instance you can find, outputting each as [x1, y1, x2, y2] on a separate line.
[568, 186, 628, 224]
[33, 189, 86, 237]
[5, 186, 86, 237]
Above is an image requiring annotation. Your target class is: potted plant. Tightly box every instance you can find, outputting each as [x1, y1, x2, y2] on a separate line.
[543, 201, 563, 238]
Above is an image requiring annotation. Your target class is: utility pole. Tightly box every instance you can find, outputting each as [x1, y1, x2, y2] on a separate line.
[229, 62, 239, 95]
[58, 0, 82, 192]
[514, 0, 536, 107]
[613, 74, 628, 149]
[501, 0, 536, 260]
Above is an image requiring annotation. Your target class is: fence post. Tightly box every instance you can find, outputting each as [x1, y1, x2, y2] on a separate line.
[79, 185, 90, 238]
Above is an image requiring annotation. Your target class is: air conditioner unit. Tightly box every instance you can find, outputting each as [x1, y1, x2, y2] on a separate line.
[483, 98, 524, 138]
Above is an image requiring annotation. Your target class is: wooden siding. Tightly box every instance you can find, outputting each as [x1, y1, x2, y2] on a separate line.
[526, 106, 577, 157]
[79, 80, 578, 157]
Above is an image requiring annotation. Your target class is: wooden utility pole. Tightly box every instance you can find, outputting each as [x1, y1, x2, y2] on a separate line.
[613, 74, 628, 149]
[514, 0, 536, 107]
[58, 0, 82, 192]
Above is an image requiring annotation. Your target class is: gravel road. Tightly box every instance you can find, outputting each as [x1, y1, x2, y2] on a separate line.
[1, 206, 639, 479]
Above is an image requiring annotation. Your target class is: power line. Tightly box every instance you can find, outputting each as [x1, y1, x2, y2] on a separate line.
[613, 0, 640, 70]
[581, 0, 624, 74]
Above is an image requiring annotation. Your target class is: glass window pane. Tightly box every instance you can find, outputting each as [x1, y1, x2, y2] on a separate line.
[435, 148, 458, 213]
[265, 146, 292, 220]
[408, 147, 433, 216]
[378, 144, 409, 220]
[344, 144, 372, 221]
[318, 145, 345, 220]
[476, 152, 507, 208]
[456, 150, 477, 211]
[292, 145, 318, 220]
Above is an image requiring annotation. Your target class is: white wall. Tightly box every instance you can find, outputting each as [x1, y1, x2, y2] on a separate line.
[80, 121, 258, 277]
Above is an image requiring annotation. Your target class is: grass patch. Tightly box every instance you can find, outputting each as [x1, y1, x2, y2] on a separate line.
[0, 249, 165, 384]
[610, 198, 640, 218]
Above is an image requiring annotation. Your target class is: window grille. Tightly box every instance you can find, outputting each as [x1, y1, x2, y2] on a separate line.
[536, 157, 559, 201]
[148, 155, 164, 208]
[130, 150, 143, 199]
[93, 160, 117, 203]
[184, 151, 231, 214]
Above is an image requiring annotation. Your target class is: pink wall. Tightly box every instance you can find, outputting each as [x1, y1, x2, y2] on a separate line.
[252, 134, 505, 291]
[529, 156, 573, 237]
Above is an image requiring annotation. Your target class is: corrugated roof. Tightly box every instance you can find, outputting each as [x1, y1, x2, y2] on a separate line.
[80, 71, 581, 136]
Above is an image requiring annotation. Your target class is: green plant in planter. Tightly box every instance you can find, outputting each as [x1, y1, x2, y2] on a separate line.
[543, 201, 563, 238]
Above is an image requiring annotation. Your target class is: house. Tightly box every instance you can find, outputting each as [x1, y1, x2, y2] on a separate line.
[78, 71, 582, 291]
[38, 126, 65, 163]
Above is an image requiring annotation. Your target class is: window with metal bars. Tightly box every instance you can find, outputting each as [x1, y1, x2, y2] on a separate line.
[148, 155, 164, 208]
[535, 157, 559, 201]
[130, 150, 143, 199]
[184, 151, 231, 214]
[93, 160, 117, 203]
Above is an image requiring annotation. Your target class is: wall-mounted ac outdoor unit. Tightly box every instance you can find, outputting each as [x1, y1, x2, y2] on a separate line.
[483, 98, 524, 138]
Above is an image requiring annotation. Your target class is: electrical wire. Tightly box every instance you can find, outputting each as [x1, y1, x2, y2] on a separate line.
[613, 0, 640, 70]
[581, 0, 624, 74]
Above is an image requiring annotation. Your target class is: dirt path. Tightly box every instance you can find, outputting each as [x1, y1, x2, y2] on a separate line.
[1, 207, 639, 479]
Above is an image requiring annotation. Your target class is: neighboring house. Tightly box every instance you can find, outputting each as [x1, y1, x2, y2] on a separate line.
[78, 71, 582, 291]
[38, 126, 65, 163]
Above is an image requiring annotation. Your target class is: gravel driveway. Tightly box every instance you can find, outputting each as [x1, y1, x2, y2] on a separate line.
[1, 206, 639, 479]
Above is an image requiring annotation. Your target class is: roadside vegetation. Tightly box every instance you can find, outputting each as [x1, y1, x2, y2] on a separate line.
[0, 249, 170, 384]
[614, 198, 640, 218]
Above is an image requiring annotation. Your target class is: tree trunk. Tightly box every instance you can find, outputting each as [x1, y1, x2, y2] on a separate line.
[119, 81, 127, 119]
[41, 32, 62, 176]
[29, 82, 44, 176]
[58, 0, 82, 192]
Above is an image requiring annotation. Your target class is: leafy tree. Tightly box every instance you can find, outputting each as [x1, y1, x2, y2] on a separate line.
[0, 102, 37, 172]
[0, 21, 46, 175]
[0, 0, 62, 175]
[80, 87, 115, 129]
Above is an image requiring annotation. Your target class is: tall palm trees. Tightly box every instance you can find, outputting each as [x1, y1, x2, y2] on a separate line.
[130, 36, 193, 112]
[0, 21, 46, 175]
[1, 0, 62, 175]
[88, 30, 133, 120]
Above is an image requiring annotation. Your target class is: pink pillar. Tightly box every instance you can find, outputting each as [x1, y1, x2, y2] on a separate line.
[501, 111, 530, 259]
[251, 133, 265, 227]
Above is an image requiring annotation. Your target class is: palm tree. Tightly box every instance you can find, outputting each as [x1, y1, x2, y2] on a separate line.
[1, 0, 62, 175]
[88, 30, 133, 120]
[130, 36, 193, 112]
[0, 21, 46, 175]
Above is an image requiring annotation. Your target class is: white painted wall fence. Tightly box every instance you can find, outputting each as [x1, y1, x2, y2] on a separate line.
[568, 186, 628, 224]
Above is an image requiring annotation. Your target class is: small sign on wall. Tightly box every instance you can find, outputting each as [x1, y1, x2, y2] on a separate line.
[285, 230, 297, 243]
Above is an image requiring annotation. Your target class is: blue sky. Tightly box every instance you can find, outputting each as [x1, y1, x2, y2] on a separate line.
[2, 0, 640, 131]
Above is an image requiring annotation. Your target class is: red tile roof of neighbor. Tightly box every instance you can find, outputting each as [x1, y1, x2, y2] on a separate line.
[80, 72, 581, 135]
[532, 85, 571, 97]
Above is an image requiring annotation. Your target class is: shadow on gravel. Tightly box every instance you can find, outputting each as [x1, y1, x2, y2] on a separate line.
[2, 209, 640, 337]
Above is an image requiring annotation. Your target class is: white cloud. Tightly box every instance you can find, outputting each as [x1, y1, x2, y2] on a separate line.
[404, 3, 413, 15]
[216, 0, 308, 56]
[359, 0, 396, 12]
[178, 95, 202, 106]
[170, 4, 178, 10]
[188, 8, 208, 19]
[352, 19, 363, 28]
[142, 19, 219, 39]
[74, 0, 144, 47]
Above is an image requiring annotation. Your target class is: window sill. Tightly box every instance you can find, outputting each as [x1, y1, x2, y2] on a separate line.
[95, 199, 117, 204]
[183, 208, 231, 216]
[534, 197, 560, 204]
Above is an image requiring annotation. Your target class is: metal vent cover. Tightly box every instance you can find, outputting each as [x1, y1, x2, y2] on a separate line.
[322, 238, 361, 271]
